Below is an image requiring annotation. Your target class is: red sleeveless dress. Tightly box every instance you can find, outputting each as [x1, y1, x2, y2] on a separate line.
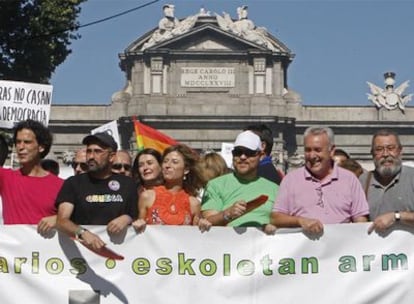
[145, 186, 192, 225]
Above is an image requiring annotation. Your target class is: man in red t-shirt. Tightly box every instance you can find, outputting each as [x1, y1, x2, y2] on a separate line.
[0, 120, 63, 235]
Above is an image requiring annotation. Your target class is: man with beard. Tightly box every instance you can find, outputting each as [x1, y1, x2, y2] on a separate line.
[271, 126, 369, 235]
[200, 130, 278, 233]
[56, 132, 138, 250]
[361, 129, 414, 234]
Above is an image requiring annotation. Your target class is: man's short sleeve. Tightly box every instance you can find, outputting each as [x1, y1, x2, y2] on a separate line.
[201, 181, 224, 212]
[55, 176, 77, 208]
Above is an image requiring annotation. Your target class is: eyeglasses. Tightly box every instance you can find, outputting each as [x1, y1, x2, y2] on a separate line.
[71, 162, 88, 171]
[373, 145, 399, 155]
[316, 186, 324, 208]
[112, 163, 132, 171]
[232, 148, 259, 158]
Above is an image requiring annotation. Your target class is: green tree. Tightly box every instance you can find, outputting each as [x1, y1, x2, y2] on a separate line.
[0, 0, 86, 83]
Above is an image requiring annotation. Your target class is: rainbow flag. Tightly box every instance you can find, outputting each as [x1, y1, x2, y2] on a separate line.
[133, 118, 178, 153]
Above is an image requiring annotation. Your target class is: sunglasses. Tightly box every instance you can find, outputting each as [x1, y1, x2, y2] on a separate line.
[232, 148, 259, 158]
[112, 163, 132, 171]
[71, 162, 88, 171]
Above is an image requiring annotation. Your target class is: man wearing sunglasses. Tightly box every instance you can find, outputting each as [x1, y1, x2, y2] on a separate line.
[271, 126, 368, 236]
[361, 129, 414, 235]
[201, 130, 278, 233]
[111, 150, 132, 177]
[71, 148, 87, 175]
[56, 132, 138, 251]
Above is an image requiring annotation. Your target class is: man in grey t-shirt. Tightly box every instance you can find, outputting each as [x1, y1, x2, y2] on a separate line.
[360, 129, 414, 234]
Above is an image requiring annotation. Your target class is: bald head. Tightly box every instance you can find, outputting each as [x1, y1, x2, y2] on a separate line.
[112, 150, 132, 177]
[72, 148, 87, 175]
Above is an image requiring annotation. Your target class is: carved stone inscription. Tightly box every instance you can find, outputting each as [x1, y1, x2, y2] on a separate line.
[181, 67, 235, 87]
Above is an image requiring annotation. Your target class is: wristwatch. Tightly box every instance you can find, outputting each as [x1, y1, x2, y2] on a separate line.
[223, 211, 232, 222]
[75, 227, 87, 240]
[394, 211, 401, 222]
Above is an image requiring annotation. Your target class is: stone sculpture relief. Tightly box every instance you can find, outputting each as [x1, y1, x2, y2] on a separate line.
[216, 5, 278, 51]
[367, 72, 412, 113]
[141, 4, 198, 50]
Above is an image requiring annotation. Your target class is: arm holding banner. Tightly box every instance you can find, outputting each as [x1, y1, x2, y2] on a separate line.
[271, 211, 324, 235]
[368, 211, 414, 234]
[202, 200, 247, 226]
[37, 215, 57, 236]
[57, 202, 106, 250]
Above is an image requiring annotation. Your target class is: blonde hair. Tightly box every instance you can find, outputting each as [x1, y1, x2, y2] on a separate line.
[198, 152, 229, 186]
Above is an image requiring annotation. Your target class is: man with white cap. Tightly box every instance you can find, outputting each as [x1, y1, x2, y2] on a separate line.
[56, 132, 138, 250]
[271, 126, 368, 236]
[200, 130, 278, 231]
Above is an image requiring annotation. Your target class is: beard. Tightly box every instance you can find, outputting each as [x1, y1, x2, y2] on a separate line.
[375, 155, 402, 177]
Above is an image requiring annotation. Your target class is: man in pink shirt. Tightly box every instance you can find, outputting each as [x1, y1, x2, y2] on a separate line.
[0, 120, 63, 235]
[271, 126, 368, 235]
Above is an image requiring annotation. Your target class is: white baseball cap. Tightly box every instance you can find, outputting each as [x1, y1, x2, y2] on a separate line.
[234, 131, 261, 151]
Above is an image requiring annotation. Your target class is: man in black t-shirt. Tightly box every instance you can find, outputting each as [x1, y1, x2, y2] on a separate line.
[56, 132, 138, 250]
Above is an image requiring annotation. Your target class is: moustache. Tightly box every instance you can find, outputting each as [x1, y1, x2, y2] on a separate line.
[87, 160, 97, 166]
[379, 156, 395, 165]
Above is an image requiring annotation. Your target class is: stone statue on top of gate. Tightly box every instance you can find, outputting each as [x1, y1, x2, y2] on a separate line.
[367, 72, 412, 113]
[216, 5, 278, 51]
[142, 4, 198, 50]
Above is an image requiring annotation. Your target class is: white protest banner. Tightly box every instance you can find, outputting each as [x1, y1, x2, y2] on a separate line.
[0, 80, 53, 128]
[91, 120, 121, 148]
[0, 224, 413, 303]
[221, 142, 234, 168]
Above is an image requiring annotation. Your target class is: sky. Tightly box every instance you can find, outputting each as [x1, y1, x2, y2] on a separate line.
[50, 0, 414, 106]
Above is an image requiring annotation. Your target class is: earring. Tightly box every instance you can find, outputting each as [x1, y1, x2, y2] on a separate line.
[183, 175, 187, 181]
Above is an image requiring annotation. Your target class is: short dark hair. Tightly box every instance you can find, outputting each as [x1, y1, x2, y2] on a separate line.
[334, 148, 350, 159]
[41, 159, 60, 176]
[0, 134, 9, 166]
[371, 129, 402, 155]
[13, 119, 53, 159]
[245, 124, 273, 155]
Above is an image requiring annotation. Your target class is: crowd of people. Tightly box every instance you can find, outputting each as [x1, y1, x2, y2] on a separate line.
[1, 119, 414, 246]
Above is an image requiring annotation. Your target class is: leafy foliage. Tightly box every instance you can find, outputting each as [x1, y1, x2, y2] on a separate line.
[0, 0, 86, 83]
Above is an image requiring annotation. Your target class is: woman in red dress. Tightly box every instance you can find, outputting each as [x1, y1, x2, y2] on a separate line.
[132, 144, 203, 232]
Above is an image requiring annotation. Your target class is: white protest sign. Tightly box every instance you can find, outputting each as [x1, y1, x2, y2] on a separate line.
[0, 80, 53, 128]
[91, 120, 121, 149]
[221, 142, 234, 168]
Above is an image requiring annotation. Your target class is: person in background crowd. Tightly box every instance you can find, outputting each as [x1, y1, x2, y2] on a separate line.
[271, 126, 369, 236]
[198, 151, 230, 188]
[245, 124, 283, 185]
[132, 144, 203, 232]
[56, 132, 138, 250]
[200, 131, 278, 234]
[0, 134, 8, 166]
[333, 148, 350, 166]
[112, 149, 132, 177]
[339, 158, 364, 178]
[72, 148, 88, 175]
[0, 120, 64, 235]
[196, 151, 230, 201]
[41, 158, 60, 176]
[132, 148, 163, 191]
[360, 129, 414, 234]
[0, 134, 10, 225]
